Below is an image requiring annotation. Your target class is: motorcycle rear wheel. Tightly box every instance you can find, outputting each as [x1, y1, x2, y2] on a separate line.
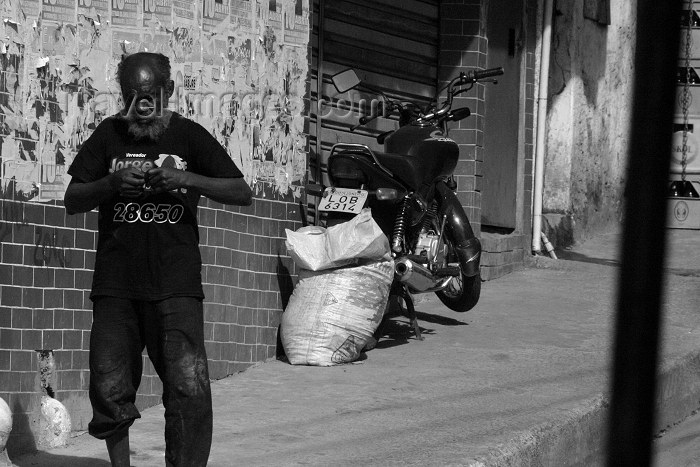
[435, 232, 481, 312]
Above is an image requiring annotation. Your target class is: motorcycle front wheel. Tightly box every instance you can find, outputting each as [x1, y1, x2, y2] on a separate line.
[435, 231, 481, 312]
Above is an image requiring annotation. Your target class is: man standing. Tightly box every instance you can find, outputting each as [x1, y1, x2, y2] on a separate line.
[64, 52, 252, 466]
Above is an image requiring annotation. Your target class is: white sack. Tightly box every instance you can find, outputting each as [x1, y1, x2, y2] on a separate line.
[281, 259, 394, 366]
[285, 209, 390, 271]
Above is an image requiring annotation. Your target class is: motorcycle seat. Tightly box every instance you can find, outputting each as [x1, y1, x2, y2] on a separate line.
[374, 151, 427, 189]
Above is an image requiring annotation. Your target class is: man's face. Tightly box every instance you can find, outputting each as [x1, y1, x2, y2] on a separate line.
[120, 59, 173, 141]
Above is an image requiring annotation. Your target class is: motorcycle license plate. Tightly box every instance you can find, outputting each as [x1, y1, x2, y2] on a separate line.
[318, 187, 368, 214]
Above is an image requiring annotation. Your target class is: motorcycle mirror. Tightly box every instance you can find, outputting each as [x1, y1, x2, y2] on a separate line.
[446, 107, 471, 122]
[331, 69, 361, 93]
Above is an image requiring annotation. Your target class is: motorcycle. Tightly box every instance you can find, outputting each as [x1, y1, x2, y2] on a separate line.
[310, 66, 504, 339]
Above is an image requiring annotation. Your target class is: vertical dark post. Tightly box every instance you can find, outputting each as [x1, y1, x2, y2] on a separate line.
[606, 1, 682, 466]
[313, 0, 325, 226]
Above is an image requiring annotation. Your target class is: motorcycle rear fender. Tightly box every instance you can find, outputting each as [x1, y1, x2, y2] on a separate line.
[434, 181, 481, 277]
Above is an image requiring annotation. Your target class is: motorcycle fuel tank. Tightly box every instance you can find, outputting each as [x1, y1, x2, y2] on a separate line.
[381, 125, 460, 188]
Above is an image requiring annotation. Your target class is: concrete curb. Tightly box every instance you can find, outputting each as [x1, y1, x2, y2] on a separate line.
[466, 350, 700, 466]
[655, 350, 700, 433]
[467, 395, 608, 466]
[525, 254, 619, 273]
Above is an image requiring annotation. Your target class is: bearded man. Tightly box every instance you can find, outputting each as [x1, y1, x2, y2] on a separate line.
[64, 52, 252, 466]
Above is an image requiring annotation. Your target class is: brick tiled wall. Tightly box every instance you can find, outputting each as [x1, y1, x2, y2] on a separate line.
[481, 233, 526, 280]
[0, 184, 302, 455]
[439, 0, 488, 238]
[0, 199, 98, 453]
[196, 192, 301, 380]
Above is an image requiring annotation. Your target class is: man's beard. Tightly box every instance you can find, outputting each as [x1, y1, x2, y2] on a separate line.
[120, 110, 171, 142]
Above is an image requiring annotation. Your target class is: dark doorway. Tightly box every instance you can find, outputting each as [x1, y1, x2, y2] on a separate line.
[481, 0, 524, 231]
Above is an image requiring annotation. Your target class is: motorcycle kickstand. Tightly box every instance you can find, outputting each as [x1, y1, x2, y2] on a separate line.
[401, 285, 423, 341]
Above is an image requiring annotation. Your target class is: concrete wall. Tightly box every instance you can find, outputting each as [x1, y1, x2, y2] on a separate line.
[543, 0, 637, 246]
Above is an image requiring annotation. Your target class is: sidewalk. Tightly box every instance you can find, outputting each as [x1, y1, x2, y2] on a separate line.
[12, 230, 700, 466]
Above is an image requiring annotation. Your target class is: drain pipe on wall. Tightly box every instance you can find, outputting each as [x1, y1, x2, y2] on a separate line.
[532, 0, 555, 254]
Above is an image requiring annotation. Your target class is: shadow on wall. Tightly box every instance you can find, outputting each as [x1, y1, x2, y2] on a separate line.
[6, 400, 36, 461]
[546, 1, 624, 242]
[276, 254, 295, 359]
[542, 212, 575, 249]
[276, 254, 294, 310]
[274, 200, 308, 359]
[582, 8, 609, 107]
[549, 3, 609, 107]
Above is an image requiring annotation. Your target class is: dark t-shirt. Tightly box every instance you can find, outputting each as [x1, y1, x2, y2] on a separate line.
[68, 112, 244, 301]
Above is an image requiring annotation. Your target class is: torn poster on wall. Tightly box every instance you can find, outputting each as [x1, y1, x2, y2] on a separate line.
[0, 0, 309, 202]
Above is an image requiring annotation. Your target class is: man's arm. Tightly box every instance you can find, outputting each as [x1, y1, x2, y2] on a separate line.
[64, 167, 146, 214]
[146, 167, 253, 206]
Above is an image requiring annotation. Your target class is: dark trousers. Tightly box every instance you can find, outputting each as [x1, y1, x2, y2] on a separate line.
[88, 296, 213, 466]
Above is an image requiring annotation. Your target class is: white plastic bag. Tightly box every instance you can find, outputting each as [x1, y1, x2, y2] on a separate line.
[284, 209, 390, 271]
[281, 259, 394, 365]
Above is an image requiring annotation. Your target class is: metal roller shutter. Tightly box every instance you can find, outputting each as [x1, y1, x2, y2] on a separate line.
[308, 0, 440, 222]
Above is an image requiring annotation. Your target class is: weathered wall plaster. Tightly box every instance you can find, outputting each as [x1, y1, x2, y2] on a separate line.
[0, 0, 310, 203]
[544, 0, 636, 245]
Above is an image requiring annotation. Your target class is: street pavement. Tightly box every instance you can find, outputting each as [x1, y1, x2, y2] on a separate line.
[11, 229, 700, 466]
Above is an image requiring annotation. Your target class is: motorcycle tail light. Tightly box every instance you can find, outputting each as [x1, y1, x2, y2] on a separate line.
[375, 188, 399, 200]
[329, 159, 366, 186]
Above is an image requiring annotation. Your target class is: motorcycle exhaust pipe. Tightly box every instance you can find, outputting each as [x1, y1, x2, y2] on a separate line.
[395, 257, 442, 292]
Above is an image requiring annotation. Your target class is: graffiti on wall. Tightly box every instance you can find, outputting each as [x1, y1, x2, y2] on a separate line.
[0, 0, 309, 202]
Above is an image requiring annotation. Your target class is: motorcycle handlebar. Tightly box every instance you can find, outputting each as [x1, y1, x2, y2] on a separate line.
[417, 67, 505, 124]
[350, 67, 505, 130]
[359, 114, 378, 125]
[351, 113, 378, 131]
[472, 67, 504, 81]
